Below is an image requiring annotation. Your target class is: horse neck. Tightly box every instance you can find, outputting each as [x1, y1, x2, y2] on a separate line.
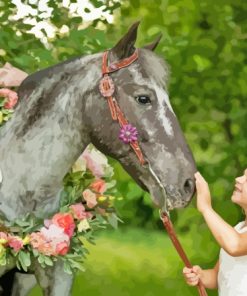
[0, 53, 102, 220]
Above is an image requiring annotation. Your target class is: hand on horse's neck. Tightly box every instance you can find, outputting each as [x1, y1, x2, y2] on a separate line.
[0, 53, 101, 220]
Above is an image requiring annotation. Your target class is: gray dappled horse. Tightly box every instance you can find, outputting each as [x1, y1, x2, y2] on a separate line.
[0, 22, 196, 295]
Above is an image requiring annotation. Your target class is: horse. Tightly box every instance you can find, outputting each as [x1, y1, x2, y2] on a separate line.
[0, 22, 196, 295]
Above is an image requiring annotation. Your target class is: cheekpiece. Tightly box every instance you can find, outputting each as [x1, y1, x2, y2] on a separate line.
[99, 75, 115, 97]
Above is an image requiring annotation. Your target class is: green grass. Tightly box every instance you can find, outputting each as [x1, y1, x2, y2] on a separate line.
[28, 227, 217, 296]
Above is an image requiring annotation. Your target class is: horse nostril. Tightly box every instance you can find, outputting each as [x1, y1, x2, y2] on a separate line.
[183, 178, 194, 194]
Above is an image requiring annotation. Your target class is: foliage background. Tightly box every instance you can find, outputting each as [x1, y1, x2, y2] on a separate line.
[0, 0, 246, 295]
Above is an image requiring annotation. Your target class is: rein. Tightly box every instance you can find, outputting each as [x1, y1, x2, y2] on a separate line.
[160, 212, 208, 296]
[99, 50, 207, 296]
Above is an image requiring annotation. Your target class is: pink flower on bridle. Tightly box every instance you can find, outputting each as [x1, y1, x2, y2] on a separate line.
[119, 124, 138, 144]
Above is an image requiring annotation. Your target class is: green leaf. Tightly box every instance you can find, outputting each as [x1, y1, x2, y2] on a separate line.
[44, 256, 54, 266]
[69, 259, 85, 272]
[63, 261, 73, 275]
[32, 249, 39, 257]
[18, 251, 31, 272]
[38, 254, 45, 264]
[107, 213, 118, 229]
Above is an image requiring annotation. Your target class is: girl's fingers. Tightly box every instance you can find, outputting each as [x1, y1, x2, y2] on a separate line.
[187, 275, 199, 283]
[185, 272, 198, 279]
[183, 267, 192, 274]
[188, 279, 199, 286]
[192, 265, 201, 274]
[194, 172, 206, 183]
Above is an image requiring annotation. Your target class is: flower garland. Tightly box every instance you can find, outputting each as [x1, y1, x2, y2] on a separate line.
[0, 88, 121, 274]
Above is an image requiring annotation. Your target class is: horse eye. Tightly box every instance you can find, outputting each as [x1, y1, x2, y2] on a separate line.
[135, 95, 151, 105]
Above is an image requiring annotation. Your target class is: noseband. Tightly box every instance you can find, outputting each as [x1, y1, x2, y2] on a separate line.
[99, 49, 146, 165]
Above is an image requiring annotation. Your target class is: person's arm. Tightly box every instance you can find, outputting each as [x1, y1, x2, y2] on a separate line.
[183, 260, 219, 290]
[195, 172, 247, 256]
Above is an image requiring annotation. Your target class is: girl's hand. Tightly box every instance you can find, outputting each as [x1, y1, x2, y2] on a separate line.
[194, 172, 212, 213]
[183, 265, 202, 286]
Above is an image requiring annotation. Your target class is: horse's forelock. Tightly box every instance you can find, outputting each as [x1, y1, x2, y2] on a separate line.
[139, 49, 170, 89]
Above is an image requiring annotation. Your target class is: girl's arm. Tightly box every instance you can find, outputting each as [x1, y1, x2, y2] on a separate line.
[183, 260, 219, 289]
[195, 172, 247, 256]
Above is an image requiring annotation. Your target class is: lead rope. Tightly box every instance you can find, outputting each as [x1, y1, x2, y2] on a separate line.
[160, 211, 208, 296]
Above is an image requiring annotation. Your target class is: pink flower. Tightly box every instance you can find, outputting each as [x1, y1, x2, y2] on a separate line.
[30, 232, 45, 249]
[82, 189, 97, 208]
[0, 88, 18, 109]
[90, 179, 107, 194]
[81, 149, 106, 178]
[30, 224, 71, 256]
[55, 241, 69, 255]
[52, 213, 75, 238]
[40, 224, 70, 256]
[30, 232, 55, 256]
[70, 203, 86, 220]
[40, 224, 69, 242]
[8, 235, 23, 252]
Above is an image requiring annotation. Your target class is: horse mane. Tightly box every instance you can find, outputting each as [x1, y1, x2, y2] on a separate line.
[17, 54, 85, 104]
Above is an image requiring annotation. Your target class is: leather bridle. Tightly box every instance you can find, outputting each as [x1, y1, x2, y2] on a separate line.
[99, 48, 146, 166]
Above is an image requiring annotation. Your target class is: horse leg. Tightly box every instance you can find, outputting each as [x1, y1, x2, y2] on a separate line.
[10, 273, 36, 296]
[33, 260, 73, 296]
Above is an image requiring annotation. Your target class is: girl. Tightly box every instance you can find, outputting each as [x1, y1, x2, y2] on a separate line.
[183, 170, 247, 295]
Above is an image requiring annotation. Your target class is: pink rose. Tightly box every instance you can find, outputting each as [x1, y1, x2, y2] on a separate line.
[30, 232, 45, 249]
[30, 232, 55, 256]
[52, 213, 75, 238]
[90, 179, 107, 194]
[40, 224, 69, 242]
[30, 224, 71, 257]
[82, 189, 97, 208]
[70, 203, 86, 220]
[55, 241, 69, 255]
[81, 149, 106, 178]
[8, 235, 23, 252]
[0, 88, 18, 109]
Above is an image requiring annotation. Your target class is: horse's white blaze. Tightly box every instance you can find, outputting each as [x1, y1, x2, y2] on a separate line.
[129, 66, 174, 137]
[151, 81, 174, 137]
[151, 80, 174, 114]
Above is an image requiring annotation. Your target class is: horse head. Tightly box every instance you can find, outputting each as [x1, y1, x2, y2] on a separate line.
[84, 22, 197, 212]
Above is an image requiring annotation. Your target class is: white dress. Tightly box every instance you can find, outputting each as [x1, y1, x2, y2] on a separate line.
[218, 221, 247, 296]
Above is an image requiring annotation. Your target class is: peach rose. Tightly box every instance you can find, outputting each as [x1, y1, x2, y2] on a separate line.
[90, 179, 107, 194]
[82, 189, 97, 208]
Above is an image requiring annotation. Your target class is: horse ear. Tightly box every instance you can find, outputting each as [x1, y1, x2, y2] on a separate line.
[143, 34, 162, 51]
[110, 21, 140, 60]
